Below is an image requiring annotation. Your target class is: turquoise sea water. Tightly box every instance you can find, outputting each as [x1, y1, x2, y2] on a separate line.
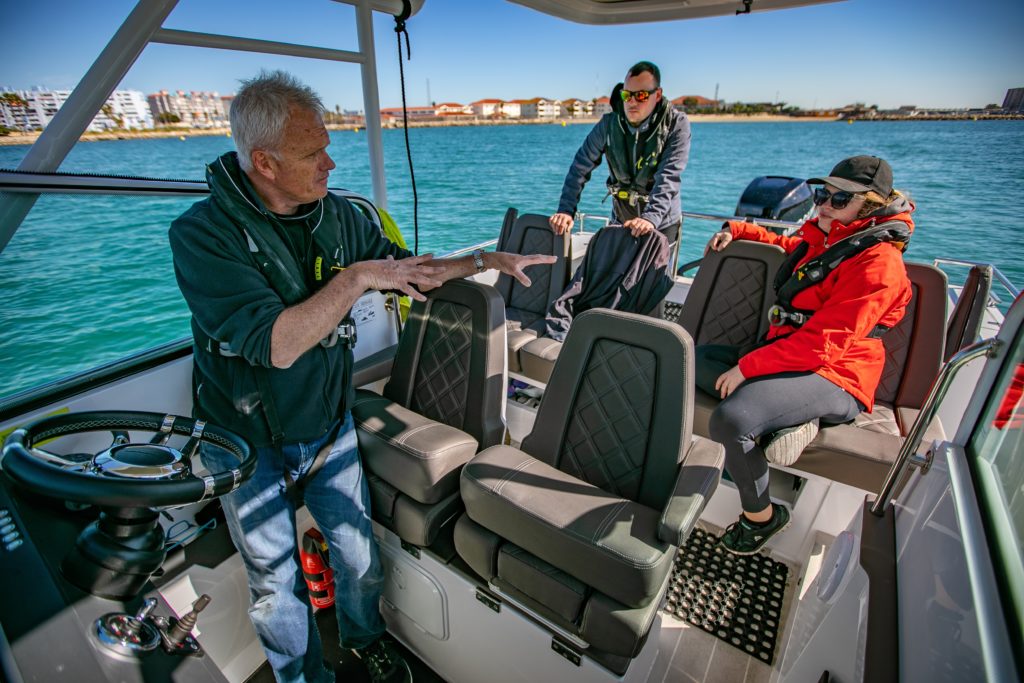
[1, 120, 1022, 398]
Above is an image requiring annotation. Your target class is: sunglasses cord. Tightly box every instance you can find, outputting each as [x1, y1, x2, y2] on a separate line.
[394, 2, 419, 255]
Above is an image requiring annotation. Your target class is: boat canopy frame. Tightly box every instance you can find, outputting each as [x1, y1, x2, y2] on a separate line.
[0, 0, 424, 255]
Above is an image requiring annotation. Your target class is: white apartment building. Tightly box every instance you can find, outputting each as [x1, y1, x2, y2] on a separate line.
[470, 99, 504, 117]
[0, 88, 153, 131]
[537, 98, 561, 118]
[435, 102, 473, 116]
[517, 98, 561, 118]
[561, 98, 592, 117]
[501, 101, 523, 118]
[147, 90, 227, 127]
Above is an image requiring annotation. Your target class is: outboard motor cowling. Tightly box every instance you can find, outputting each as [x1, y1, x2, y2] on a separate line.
[735, 176, 813, 232]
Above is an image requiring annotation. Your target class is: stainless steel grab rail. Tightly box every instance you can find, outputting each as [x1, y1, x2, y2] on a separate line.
[933, 257, 1020, 299]
[870, 337, 1002, 516]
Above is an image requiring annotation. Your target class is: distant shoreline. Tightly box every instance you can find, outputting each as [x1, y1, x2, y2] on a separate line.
[4, 113, 1022, 146]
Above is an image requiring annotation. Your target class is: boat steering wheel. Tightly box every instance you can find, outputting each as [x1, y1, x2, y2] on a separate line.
[2, 410, 255, 508]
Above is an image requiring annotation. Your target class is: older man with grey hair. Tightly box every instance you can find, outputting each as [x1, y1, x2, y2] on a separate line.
[169, 70, 553, 683]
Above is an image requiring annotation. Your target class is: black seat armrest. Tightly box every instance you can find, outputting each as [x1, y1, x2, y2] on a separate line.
[658, 436, 724, 546]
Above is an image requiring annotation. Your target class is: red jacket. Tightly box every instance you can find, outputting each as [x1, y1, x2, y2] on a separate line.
[726, 207, 914, 411]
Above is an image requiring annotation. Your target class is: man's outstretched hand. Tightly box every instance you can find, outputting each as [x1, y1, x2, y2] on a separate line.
[488, 252, 558, 287]
[355, 254, 445, 301]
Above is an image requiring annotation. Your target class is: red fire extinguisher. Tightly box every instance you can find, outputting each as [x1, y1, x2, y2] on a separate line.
[300, 528, 335, 609]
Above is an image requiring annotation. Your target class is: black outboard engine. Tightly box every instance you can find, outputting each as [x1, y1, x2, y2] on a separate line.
[735, 176, 813, 233]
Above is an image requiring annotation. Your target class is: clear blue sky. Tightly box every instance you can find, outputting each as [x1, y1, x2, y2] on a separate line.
[1, 0, 1022, 111]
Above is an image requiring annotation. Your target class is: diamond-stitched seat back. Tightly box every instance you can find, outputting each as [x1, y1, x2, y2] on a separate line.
[410, 300, 472, 429]
[557, 339, 655, 501]
[385, 280, 507, 448]
[508, 227, 557, 315]
[679, 241, 786, 353]
[876, 289, 916, 404]
[876, 263, 947, 409]
[522, 309, 695, 510]
[697, 258, 768, 347]
[494, 209, 570, 319]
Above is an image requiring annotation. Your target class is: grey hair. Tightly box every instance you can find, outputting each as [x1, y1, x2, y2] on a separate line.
[230, 70, 325, 171]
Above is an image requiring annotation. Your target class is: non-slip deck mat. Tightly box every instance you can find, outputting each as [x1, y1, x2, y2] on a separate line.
[665, 527, 790, 665]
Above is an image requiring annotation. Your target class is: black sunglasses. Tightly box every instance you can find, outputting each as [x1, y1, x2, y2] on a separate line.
[619, 88, 658, 103]
[812, 187, 860, 210]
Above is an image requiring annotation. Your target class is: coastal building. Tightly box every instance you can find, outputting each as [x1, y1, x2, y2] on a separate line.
[671, 95, 719, 112]
[501, 100, 524, 118]
[519, 98, 561, 118]
[593, 96, 611, 116]
[380, 105, 437, 120]
[1003, 88, 1024, 112]
[470, 99, 504, 117]
[560, 98, 591, 117]
[435, 102, 473, 116]
[147, 90, 227, 127]
[0, 88, 152, 131]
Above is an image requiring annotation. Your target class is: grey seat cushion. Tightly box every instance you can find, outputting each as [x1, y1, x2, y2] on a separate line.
[796, 403, 944, 491]
[353, 389, 478, 504]
[694, 390, 945, 492]
[518, 336, 562, 383]
[506, 317, 545, 373]
[460, 444, 673, 608]
[367, 474, 463, 548]
[453, 513, 667, 665]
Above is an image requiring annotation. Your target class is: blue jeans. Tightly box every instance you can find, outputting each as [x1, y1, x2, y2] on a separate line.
[201, 413, 385, 683]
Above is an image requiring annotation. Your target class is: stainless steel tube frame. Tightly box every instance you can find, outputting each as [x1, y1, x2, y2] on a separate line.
[870, 337, 1002, 516]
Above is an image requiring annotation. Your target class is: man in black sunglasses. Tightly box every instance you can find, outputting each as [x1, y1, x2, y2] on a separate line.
[549, 60, 691, 253]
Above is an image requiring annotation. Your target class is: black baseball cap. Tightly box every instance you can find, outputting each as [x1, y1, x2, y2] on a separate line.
[808, 155, 893, 197]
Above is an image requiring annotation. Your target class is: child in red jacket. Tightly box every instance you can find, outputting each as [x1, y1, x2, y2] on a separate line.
[698, 156, 913, 554]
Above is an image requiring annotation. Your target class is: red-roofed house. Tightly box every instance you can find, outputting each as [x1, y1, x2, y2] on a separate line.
[435, 102, 473, 116]
[471, 99, 504, 117]
[502, 100, 526, 118]
[593, 96, 612, 116]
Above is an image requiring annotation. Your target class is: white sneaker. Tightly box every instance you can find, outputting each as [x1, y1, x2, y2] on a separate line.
[761, 420, 819, 467]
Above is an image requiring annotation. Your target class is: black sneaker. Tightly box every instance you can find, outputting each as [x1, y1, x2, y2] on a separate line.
[354, 635, 412, 683]
[760, 420, 819, 467]
[720, 504, 791, 555]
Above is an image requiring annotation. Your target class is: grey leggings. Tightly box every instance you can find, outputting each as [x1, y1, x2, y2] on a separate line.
[696, 344, 862, 513]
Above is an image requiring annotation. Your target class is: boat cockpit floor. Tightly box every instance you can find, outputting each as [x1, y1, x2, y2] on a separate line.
[649, 522, 799, 683]
[246, 606, 444, 683]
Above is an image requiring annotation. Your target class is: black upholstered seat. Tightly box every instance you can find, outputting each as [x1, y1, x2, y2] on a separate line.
[455, 309, 724, 674]
[352, 279, 506, 552]
[680, 240, 949, 492]
[944, 263, 992, 361]
[493, 209, 571, 374]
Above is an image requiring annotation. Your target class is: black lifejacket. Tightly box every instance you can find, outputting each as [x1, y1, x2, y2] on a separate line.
[239, 199, 347, 305]
[199, 155, 357, 360]
[771, 219, 912, 332]
[604, 95, 672, 208]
